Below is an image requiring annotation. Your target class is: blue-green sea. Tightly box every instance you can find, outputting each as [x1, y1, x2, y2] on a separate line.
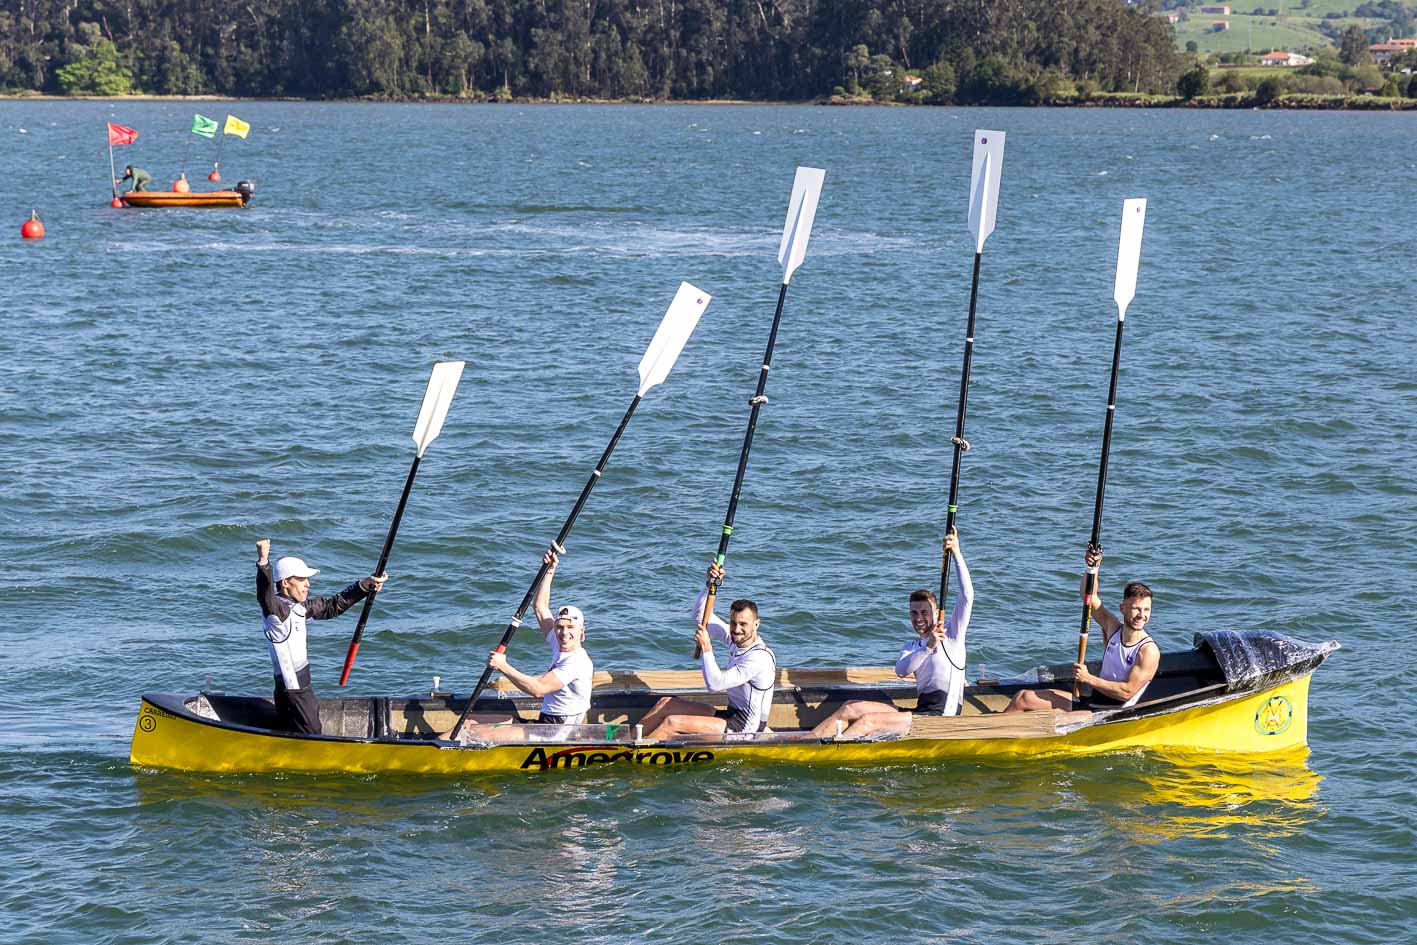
[1, 101, 1414, 944]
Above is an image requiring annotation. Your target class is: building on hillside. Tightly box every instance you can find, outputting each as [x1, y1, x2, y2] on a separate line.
[1261, 51, 1314, 66]
[1211, 19, 1231, 30]
[1369, 38, 1417, 64]
[902, 75, 923, 90]
[1199, 4, 1231, 14]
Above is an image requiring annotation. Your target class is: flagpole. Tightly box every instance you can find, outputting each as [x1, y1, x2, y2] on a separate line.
[108, 137, 118, 199]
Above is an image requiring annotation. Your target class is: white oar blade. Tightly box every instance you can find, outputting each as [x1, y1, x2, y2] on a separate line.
[1113, 198, 1147, 320]
[777, 166, 826, 285]
[967, 130, 1006, 254]
[411, 360, 465, 456]
[637, 282, 711, 396]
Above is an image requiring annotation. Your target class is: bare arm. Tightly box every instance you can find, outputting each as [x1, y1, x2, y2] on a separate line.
[487, 650, 564, 698]
[532, 550, 559, 635]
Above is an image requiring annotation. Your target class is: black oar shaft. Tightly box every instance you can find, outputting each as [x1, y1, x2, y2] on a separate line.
[1075, 314, 1127, 699]
[338, 454, 422, 685]
[695, 283, 789, 655]
[940, 251, 983, 609]
[452, 395, 643, 730]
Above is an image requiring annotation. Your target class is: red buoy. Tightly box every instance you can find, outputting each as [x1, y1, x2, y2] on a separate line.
[20, 210, 44, 239]
[111, 197, 125, 208]
[173, 174, 191, 193]
[208, 167, 221, 182]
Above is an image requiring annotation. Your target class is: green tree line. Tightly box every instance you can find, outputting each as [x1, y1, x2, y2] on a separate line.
[0, 0, 1183, 103]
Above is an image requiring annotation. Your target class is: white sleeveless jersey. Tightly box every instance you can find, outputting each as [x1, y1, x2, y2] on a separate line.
[1100, 632, 1154, 707]
[264, 602, 309, 690]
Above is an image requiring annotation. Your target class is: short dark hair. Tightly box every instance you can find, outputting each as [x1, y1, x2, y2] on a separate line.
[1123, 581, 1153, 602]
[909, 589, 937, 607]
[729, 599, 758, 619]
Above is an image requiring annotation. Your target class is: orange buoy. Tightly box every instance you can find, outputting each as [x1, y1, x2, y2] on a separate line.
[21, 210, 44, 239]
[173, 174, 191, 193]
[111, 196, 125, 208]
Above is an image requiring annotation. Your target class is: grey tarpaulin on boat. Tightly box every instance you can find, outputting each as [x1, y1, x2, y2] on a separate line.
[1195, 630, 1339, 693]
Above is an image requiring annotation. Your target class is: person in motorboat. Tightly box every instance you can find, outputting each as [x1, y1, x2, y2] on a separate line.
[638, 562, 777, 740]
[808, 530, 973, 740]
[255, 539, 387, 734]
[116, 165, 152, 192]
[441, 550, 594, 743]
[1003, 546, 1159, 713]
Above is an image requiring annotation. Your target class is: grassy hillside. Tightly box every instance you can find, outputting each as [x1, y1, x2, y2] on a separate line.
[1174, 14, 1331, 51]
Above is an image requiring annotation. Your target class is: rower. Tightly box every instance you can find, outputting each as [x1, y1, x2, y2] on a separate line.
[116, 165, 152, 193]
[638, 562, 777, 740]
[255, 539, 387, 734]
[441, 550, 594, 743]
[1003, 547, 1158, 713]
[810, 529, 973, 739]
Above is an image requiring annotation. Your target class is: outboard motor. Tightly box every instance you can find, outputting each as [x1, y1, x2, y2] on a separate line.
[235, 180, 256, 206]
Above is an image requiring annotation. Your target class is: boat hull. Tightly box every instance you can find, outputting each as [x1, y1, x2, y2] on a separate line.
[121, 191, 246, 208]
[130, 673, 1315, 776]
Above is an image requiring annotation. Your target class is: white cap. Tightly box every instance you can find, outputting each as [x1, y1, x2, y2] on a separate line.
[555, 605, 585, 629]
[274, 556, 320, 581]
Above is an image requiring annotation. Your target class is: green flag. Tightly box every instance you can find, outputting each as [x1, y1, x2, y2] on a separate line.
[191, 114, 218, 139]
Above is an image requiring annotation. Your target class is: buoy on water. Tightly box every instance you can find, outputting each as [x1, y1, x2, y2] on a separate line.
[111, 196, 124, 208]
[173, 174, 191, 193]
[21, 210, 45, 240]
[208, 163, 221, 183]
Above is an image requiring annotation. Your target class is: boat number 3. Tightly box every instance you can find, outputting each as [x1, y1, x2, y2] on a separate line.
[139, 711, 158, 733]
[1254, 695, 1293, 736]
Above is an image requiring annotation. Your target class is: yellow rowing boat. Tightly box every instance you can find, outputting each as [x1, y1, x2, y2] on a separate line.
[130, 629, 1336, 775]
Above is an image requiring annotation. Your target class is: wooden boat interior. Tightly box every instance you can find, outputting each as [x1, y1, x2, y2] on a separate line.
[184, 644, 1231, 743]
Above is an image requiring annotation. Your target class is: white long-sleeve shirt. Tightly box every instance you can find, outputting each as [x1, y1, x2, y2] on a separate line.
[694, 588, 777, 732]
[894, 551, 974, 715]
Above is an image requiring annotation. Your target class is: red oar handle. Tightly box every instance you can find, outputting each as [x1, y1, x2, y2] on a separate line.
[338, 642, 361, 686]
[692, 581, 720, 660]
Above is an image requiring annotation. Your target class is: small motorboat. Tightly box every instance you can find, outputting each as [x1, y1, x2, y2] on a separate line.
[121, 181, 255, 208]
[130, 629, 1337, 776]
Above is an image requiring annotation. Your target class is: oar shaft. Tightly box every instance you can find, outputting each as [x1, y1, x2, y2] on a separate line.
[452, 395, 643, 731]
[940, 251, 983, 609]
[695, 282, 790, 658]
[338, 455, 422, 686]
[1074, 313, 1127, 700]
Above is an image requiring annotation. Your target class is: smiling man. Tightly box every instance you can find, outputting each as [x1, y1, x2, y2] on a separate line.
[443, 550, 595, 742]
[638, 562, 777, 740]
[255, 538, 387, 734]
[1003, 547, 1159, 713]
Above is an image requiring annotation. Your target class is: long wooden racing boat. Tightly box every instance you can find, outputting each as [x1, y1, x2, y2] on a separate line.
[130, 629, 1336, 775]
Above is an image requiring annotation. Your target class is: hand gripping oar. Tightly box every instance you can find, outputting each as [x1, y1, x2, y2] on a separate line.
[337, 360, 465, 685]
[1074, 198, 1147, 701]
[695, 167, 824, 657]
[450, 283, 711, 731]
[939, 131, 1005, 614]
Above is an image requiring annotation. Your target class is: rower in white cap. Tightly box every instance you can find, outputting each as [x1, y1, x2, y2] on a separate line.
[255, 538, 387, 734]
[441, 549, 594, 741]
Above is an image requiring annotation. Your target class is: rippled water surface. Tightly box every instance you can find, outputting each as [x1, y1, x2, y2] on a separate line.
[1, 102, 1414, 944]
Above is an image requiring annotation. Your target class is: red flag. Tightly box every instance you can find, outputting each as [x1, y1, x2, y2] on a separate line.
[107, 122, 139, 146]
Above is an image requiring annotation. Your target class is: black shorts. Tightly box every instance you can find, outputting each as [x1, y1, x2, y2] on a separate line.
[273, 669, 322, 735]
[1076, 692, 1127, 711]
[516, 712, 580, 725]
[714, 706, 766, 734]
[910, 690, 950, 716]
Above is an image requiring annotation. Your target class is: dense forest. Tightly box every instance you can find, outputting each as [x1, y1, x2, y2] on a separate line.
[0, 0, 1184, 103]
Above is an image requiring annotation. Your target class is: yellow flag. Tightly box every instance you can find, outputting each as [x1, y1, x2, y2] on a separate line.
[223, 114, 250, 139]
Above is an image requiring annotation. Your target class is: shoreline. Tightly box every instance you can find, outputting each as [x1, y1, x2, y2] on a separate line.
[3, 90, 1415, 111]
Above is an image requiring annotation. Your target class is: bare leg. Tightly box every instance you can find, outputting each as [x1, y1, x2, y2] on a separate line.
[437, 713, 517, 740]
[645, 702, 724, 740]
[809, 700, 897, 738]
[1002, 688, 1076, 714]
[840, 710, 912, 739]
[637, 696, 703, 736]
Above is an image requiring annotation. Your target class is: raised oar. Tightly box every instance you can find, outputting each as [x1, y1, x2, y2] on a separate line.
[1074, 198, 1148, 701]
[450, 283, 711, 731]
[694, 166, 824, 657]
[338, 360, 465, 685]
[939, 131, 1005, 613]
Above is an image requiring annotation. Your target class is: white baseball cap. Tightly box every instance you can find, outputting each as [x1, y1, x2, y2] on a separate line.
[556, 605, 585, 629]
[274, 556, 320, 581]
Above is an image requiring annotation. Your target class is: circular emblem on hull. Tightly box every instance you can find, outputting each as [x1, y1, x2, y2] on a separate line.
[139, 714, 157, 733]
[1254, 695, 1293, 736]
